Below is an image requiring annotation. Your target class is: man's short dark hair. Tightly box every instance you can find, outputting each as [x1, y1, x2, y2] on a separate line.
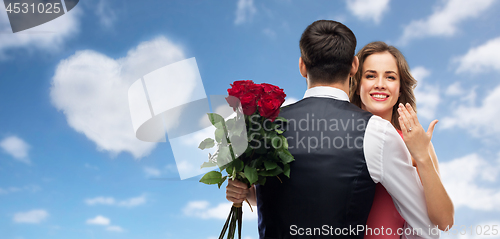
[299, 20, 357, 84]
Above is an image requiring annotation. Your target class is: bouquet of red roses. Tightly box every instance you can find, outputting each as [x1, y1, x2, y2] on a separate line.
[198, 80, 295, 239]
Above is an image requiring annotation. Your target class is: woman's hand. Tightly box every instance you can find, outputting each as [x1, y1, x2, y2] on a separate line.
[397, 103, 438, 164]
[398, 103, 454, 230]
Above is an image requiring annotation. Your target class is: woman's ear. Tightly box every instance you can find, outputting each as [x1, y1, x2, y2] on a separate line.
[299, 57, 307, 78]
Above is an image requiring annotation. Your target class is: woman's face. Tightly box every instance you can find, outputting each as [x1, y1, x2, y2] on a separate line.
[359, 52, 400, 120]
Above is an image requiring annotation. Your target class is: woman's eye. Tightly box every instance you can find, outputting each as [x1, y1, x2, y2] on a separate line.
[366, 75, 375, 79]
[388, 76, 396, 80]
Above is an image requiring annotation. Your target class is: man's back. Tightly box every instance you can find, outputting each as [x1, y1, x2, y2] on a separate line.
[256, 96, 375, 239]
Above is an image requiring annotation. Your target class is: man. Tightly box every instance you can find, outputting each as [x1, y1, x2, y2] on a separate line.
[226, 20, 438, 239]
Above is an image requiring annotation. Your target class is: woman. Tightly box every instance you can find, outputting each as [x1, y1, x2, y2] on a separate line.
[349, 41, 454, 237]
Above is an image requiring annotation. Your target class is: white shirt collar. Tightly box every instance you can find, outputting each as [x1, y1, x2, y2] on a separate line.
[303, 86, 350, 102]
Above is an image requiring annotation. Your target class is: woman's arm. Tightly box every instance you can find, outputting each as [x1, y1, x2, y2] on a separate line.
[398, 103, 454, 231]
[429, 142, 440, 174]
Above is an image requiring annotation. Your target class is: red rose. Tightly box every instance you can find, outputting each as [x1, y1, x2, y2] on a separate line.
[232, 80, 254, 87]
[260, 83, 279, 93]
[246, 83, 264, 99]
[240, 93, 258, 115]
[260, 83, 286, 100]
[226, 80, 262, 112]
[227, 84, 245, 98]
[258, 94, 285, 121]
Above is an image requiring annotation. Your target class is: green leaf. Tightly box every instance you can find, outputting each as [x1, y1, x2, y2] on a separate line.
[271, 135, 282, 149]
[199, 171, 222, 185]
[198, 138, 215, 150]
[215, 128, 225, 143]
[207, 113, 225, 129]
[283, 163, 291, 178]
[244, 166, 258, 185]
[281, 135, 288, 149]
[278, 150, 295, 164]
[226, 166, 233, 175]
[232, 158, 244, 172]
[217, 146, 232, 167]
[225, 118, 236, 131]
[254, 143, 268, 154]
[275, 129, 284, 134]
[257, 176, 267, 185]
[248, 132, 259, 142]
[231, 122, 245, 137]
[275, 116, 288, 123]
[200, 161, 217, 169]
[259, 166, 283, 177]
[218, 176, 228, 189]
[264, 161, 277, 170]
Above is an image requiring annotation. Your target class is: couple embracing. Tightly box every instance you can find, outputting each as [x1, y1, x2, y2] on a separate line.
[226, 20, 454, 239]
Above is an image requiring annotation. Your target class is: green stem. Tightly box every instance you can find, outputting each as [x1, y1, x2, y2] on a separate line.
[237, 207, 242, 239]
[219, 207, 233, 239]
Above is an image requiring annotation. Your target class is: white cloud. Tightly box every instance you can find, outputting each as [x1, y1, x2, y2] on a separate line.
[234, 0, 257, 25]
[345, 0, 390, 24]
[143, 166, 161, 177]
[0, 5, 81, 58]
[86, 215, 124, 232]
[13, 209, 49, 224]
[106, 225, 124, 232]
[454, 36, 500, 74]
[183, 201, 257, 220]
[117, 195, 146, 207]
[0, 185, 41, 195]
[0, 136, 31, 164]
[85, 197, 116, 205]
[86, 215, 110, 225]
[445, 82, 477, 108]
[262, 28, 276, 39]
[441, 83, 500, 138]
[440, 154, 500, 211]
[445, 82, 464, 96]
[398, 0, 495, 44]
[85, 195, 146, 207]
[411, 67, 440, 120]
[84, 163, 99, 170]
[96, 0, 117, 28]
[50, 36, 186, 158]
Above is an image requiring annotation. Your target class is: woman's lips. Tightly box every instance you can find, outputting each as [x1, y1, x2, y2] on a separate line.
[370, 93, 389, 102]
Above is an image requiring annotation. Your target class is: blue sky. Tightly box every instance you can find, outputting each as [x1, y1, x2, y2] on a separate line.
[1, 0, 500, 238]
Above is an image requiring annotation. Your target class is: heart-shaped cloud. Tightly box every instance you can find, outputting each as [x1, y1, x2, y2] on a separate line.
[50, 36, 186, 158]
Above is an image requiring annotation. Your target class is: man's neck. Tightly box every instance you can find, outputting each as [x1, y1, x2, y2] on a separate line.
[307, 80, 350, 96]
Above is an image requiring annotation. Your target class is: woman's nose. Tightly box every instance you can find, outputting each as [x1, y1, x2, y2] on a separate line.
[374, 76, 386, 89]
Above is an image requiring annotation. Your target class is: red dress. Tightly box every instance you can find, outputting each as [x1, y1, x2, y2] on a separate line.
[364, 130, 405, 238]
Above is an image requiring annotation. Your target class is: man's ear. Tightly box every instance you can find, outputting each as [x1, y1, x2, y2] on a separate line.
[349, 56, 359, 77]
[299, 57, 307, 78]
